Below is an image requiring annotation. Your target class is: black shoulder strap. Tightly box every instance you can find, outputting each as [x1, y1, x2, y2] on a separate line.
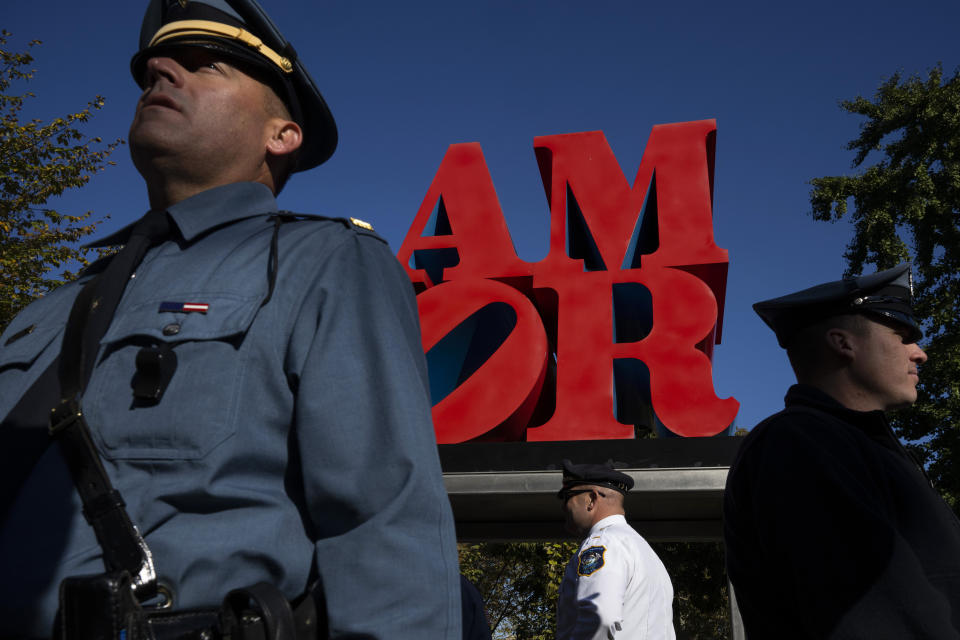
[47, 213, 171, 602]
[48, 398, 157, 601]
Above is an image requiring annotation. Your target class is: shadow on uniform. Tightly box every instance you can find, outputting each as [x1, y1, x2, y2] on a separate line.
[0, 442, 76, 632]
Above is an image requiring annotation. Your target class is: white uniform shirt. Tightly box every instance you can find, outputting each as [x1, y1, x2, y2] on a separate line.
[556, 514, 675, 640]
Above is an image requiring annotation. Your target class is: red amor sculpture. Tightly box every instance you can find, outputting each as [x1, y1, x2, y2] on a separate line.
[398, 120, 739, 442]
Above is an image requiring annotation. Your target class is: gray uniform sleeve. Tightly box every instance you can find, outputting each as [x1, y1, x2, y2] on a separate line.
[286, 231, 461, 638]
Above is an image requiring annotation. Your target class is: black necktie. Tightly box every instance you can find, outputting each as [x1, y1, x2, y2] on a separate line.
[2, 210, 172, 587]
[43, 208, 171, 596]
[58, 208, 172, 399]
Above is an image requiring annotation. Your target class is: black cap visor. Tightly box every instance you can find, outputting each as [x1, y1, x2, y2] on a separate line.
[132, 37, 280, 86]
[131, 0, 337, 171]
[863, 309, 924, 344]
[131, 38, 303, 126]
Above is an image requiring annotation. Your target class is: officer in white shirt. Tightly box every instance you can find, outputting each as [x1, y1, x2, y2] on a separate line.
[556, 459, 676, 640]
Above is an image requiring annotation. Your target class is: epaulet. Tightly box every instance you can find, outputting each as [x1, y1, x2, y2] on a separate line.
[344, 216, 384, 241]
[348, 216, 374, 231]
[270, 211, 335, 223]
[271, 212, 384, 241]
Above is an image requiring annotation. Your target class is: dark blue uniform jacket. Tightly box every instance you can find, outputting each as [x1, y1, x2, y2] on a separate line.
[724, 384, 960, 639]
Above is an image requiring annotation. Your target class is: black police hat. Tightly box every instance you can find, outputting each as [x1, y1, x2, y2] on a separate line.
[557, 459, 634, 498]
[753, 263, 922, 348]
[131, 0, 337, 172]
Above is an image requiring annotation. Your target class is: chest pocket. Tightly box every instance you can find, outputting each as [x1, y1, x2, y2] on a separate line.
[0, 322, 60, 370]
[0, 285, 78, 421]
[84, 293, 261, 460]
[0, 323, 62, 422]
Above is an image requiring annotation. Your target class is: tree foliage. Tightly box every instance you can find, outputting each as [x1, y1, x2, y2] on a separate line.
[650, 542, 729, 638]
[460, 540, 730, 639]
[0, 31, 121, 332]
[809, 64, 960, 512]
[460, 541, 576, 639]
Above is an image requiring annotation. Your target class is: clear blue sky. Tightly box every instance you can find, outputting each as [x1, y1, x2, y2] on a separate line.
[6, 0, 958, 430]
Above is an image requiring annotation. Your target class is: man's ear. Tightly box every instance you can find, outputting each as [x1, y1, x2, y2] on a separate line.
[266, 119, 302, 157]
[825, 327, 856, 362]
[586, 489, 599, 511]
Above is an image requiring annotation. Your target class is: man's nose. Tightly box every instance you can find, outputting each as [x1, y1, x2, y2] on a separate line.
[142, 56, 183, 88]
[916, 347, 927, 364]
[911, 343, 928, 364]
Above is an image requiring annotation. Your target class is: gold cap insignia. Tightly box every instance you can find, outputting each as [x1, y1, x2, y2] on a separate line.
[350, 217, 374, 231]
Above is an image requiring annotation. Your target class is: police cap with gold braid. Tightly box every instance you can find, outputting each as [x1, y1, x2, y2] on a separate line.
[557, 459, 634, 499]
[753, 263, 923, 348]
[131, 0, 337, 172]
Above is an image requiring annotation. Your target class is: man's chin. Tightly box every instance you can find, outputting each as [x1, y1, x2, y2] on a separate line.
[130, 116, 186, 149]
[884, 392, 918, 411]
[129, 135, 186, 174]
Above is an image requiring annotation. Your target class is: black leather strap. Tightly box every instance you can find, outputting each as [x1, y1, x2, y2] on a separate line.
[58, 571, 152, 640]
[142, 588, 321, 640]
[223, 583, 296, 640]
[50, 210, 172, 600]
[50, 400, 156, 599]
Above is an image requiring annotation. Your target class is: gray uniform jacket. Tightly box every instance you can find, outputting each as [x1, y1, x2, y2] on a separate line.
[0, 182, 461, 639]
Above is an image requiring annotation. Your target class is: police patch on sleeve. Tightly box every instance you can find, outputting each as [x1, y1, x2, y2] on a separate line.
[577, 545, 605, 576]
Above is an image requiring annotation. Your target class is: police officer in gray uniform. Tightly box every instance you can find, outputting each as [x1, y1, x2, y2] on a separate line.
[0, 1, 461, 638]
[556, 460, 675, 640]
[724, 264, 960, 638]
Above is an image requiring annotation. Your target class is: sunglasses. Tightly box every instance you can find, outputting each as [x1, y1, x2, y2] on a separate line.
[557, 488, 593, 503]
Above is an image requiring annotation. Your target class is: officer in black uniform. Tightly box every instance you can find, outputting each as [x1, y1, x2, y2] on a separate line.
[724, 264, 960, 638]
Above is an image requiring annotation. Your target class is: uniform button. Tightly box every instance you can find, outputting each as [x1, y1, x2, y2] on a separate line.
[162, 323, 181, 336]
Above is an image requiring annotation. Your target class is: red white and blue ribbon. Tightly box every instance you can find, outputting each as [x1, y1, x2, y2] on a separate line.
[158, 301, 209, 314]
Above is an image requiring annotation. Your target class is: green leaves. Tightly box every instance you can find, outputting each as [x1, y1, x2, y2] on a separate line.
[0, 31, 120, 332]
[651, 542, 729, 638]
[459, 540, 730, 638]
[809, 63, 960, 514]
[459, 541, 577, 639]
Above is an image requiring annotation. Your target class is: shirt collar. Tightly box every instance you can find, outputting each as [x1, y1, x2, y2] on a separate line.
[88, 182, 279, 247]
[785, 383, 890, 437]
[587, 513, 626, 538]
